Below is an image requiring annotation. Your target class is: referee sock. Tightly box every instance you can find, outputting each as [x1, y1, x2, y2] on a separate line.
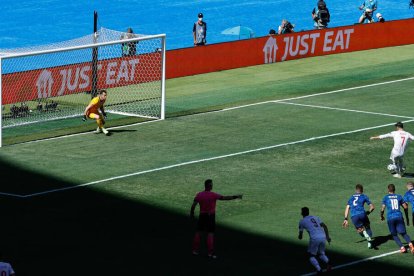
[192, 233, 200, 253]
[207, 234, 214, 255]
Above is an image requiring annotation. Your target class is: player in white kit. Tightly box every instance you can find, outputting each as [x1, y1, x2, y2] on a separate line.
[370, 122, 414, 178]
[298, 207, 332, 275]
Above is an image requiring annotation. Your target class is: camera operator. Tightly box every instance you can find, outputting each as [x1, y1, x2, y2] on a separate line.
[278, 19, 294, 35]
[312, 0, 330, 29]
[358, 0, 377, 23]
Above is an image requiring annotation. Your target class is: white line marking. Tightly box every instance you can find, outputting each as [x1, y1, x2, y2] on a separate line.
[276, 102, 414, 119]
[20, 119, 414, 198]
[300, 249, 401, 276]
[219, 76, 414, 113]
[0, 191, 26, 198]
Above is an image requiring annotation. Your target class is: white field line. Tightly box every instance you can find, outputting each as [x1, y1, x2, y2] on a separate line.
[219, 76, 414, 113]
[276, 102, 414, 119]
[19, 119, 414, 198]
[300, 249, 401, 276]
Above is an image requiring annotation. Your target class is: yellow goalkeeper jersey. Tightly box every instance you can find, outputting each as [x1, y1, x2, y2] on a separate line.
[87, 96, 104, 116]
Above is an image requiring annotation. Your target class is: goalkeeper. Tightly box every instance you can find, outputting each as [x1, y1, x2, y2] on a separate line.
[83, 89, 109, 135]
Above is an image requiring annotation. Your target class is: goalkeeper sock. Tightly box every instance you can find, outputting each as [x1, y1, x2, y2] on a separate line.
[97, 118, 103, 128]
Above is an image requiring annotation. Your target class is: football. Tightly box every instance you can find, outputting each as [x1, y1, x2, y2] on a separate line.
[387, 164, 397, 171]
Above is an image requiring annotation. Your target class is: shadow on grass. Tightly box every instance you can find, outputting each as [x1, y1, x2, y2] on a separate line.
[0, 161, 413, 275]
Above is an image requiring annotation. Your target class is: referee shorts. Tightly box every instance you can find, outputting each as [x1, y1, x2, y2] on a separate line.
[197, 213, 216, 233]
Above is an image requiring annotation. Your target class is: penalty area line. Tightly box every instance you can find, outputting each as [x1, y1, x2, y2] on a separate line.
[300, 249, 401, 276]
[20, 119, 414, 198]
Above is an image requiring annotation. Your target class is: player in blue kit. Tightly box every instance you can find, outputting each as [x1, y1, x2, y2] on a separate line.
[342, 184, 375, 248]
[298, 207, 332, 275]
[381, 184, 414, 253]
[403, 181, 414, 226]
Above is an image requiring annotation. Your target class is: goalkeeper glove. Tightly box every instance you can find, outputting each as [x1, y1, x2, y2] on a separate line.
[102, 111, 107, 119]
[82, 115, 87, 121]
[365, 210, 371, 216]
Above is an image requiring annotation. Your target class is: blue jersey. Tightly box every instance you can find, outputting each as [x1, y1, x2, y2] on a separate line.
[403, 188, 414, 211]
[382, 193, 405, 220]
[361, 0, 377, 11]
[347, 193, 371, 217]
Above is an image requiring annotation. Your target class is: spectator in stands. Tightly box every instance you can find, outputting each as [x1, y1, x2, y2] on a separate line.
[312, 0, 330, 29]
[10, 105, 18, 118]
[193, 13, 207, 46]
[359, 0, 377, 23]
[278, 19, 294, 34]
[121, 27, 137, 56]
[269, 29, 276, 35]
[376, 13, 385, 22]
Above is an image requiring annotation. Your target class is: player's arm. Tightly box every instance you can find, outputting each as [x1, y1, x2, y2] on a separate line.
[402, 202, 410, 226]
[380, 204, 386, 221]
[366, 203, 375, 215]
[219, 195, 243, 200]
[190, 200, 198, 218]
[342, 205, 350, 227]
[83, 102, 94, 120]
[321, 222, 331, 243]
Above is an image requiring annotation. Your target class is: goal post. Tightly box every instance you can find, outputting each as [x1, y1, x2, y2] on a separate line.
[0, 28, 166, 147]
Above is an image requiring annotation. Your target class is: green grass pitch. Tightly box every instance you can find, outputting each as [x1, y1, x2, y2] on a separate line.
[1, 44, 414, 275]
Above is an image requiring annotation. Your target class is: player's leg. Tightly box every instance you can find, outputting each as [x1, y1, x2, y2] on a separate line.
[388, 219, 405, 252]
[392, 156, 403, 177]
[396, 219, 414, 254]
[206, 214, 216, 258]
[192, 214, 207, 255]
[88, 113, 103, 133]
[97, 114, 109, 135]
[317, 240, 331, 272]
[308, 241, 323, 274]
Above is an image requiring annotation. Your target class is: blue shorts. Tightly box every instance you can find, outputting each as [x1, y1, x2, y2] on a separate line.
[387, 217, 407, 235]
[351, 213, 370, 229]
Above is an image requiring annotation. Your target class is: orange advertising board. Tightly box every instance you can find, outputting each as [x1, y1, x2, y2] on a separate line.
[166, 18, 414, 79]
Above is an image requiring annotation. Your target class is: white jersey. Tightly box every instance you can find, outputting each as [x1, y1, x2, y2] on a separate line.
[379, 130, 414, 157]
[299, 215, 326, 240]
[0, 262, 15, 276]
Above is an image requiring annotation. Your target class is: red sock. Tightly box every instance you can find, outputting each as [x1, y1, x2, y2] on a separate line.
[207, 234, 214, 255]
[192, 233, 200, 252]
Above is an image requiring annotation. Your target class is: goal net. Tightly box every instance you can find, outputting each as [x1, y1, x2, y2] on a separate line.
[0, 27, 166, 146]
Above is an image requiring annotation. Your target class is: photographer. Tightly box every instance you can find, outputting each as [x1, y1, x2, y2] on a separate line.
[278, 19, 294, 35]
[358, 0, 377, 23]
[312, 0, 330, 29]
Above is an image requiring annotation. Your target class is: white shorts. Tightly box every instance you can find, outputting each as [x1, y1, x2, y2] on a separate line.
[308, 238, 326, 256]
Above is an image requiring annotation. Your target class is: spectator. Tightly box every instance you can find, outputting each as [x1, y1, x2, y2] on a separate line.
[359, 0, 377, 23]
[312, 0, 330, 29]
[376, 12, 385, 22]
[0, 252, 15, 276]
[121, 27, 137, 56]
[37, 101, 43, 112]
[269, 29, 276, 35]
[278, 19, 294, 34]
[193, 13, 207, 46]
[190, 179, 242, 258]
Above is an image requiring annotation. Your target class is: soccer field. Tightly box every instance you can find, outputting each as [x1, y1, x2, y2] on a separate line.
[1, 44, 414, 275]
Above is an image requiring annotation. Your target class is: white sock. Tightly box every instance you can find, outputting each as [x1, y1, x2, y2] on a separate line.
[310, 256, 321, 271]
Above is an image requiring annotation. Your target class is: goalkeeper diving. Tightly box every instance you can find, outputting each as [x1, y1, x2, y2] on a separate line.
[83, 89, 109, 135]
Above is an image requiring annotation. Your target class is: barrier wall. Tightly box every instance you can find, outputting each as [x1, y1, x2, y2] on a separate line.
[166, 18, 414, 79]
[2, 18, 414, 105]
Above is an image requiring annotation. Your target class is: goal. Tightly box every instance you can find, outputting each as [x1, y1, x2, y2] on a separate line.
[0, 28, 166, 147]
